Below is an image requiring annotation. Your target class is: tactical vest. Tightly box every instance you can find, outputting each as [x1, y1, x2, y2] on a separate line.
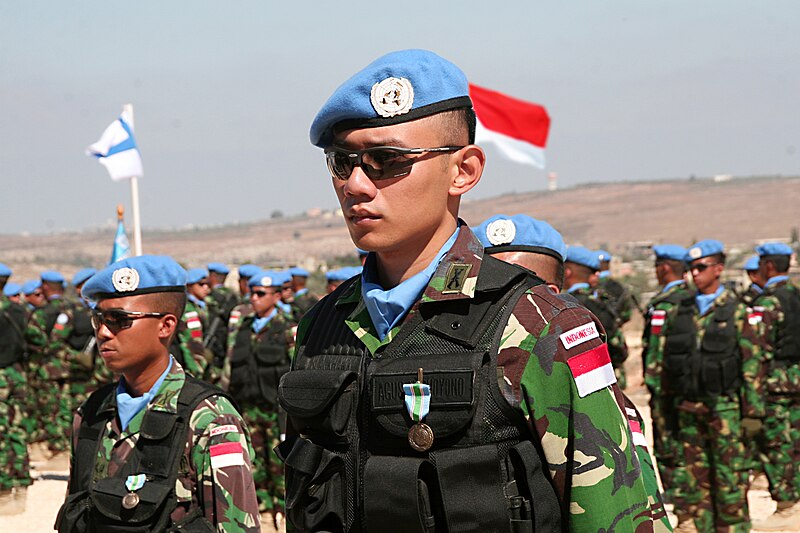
[55, 376, 227, 533]
[0, 301, 26, 368]
[229, 314, 291, 408]
[770, 284, 800, 363]
[571, 292, 626, 366]
[663, 295, 741, 400]
[276, 257, 562, 533]
[641, 287, 691, 342]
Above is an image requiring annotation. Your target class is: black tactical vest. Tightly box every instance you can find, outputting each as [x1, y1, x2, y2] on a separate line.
[663, 295, 741, 400]
[0, 301, 26, 368]
[641, 287, 692, 343]
[229, 314, 292, 408]
[770, 284, 800, 363]
[276, 257, 562, 533]
[571, 292, 626, 366]
[55, 376, 226, 533]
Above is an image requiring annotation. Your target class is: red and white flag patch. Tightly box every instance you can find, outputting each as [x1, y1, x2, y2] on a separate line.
[567, 344, 616, 397]
[628, 418, 648, 448]
[559, 321, 600, 350]
[186, 312, 202, 339]
[748, 306, 764, 326]
[650, 310, 666, 334]
[229, 310, 241, 328]
[210, 441, 244, 469]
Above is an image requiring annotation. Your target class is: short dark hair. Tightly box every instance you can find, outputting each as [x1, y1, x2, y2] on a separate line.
[565, 261, 595, 281]
[763, 254, 790, 273]
[705, 252, 726, 265]
[662, 259, 687, 276]
[435, 107, 476, 145]
[139, 292, 186, 318]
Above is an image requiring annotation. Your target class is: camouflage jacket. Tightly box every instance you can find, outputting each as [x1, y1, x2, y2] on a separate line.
[49, 300, 97, 383]
[753, 279, 800, 395]
[597, 276, 638, 325]
[25, 297, 74, 381]
[67, 359, 260, 531]
[569, 285, 628, 366]
[290, 290, 319, 322]
[740, 283, 763, 308]
[225, 302, 254, 356]
[294, 228, 656, 531]
[175, 300, 212, 380]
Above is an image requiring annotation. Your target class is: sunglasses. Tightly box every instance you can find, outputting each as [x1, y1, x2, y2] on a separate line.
[324, 145, 465, 181]
[251, 289, 280, 298]
[91, 309, 168, 332]
[690, 262, 720, 273]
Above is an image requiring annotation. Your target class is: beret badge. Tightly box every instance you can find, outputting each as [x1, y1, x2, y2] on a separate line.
[112, 267, 140, 292]
[689, 247, 702, 259]
[260, 276, 273, 287]
[486, 219, 517, 246]
[370, 77, 414, 118]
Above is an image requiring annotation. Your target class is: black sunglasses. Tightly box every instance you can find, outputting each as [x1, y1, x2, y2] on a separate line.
[324, 145, 465, 181]
[91, 309, 168, 332]
[690, 262, 720, 273]
[250, 289, 279, 298]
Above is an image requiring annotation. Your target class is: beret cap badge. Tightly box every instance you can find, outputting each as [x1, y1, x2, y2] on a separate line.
[486, 219, 517, 246]
[689, 247, 702, 259]
[370, 77, 414, 118]
[112, 268, 140, 292]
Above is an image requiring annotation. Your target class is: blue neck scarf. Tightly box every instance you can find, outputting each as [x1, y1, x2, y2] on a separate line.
[749, 283, 764, 295]
[661, 280, 686, 294]
[362, 227, 460, 341]
[252, 308, 278, 332]
[295, 288, 309, 297]
[696, 285, 724, 316]
[116, 358, 173, 431]
[567, 282, 590, 294]
[187, 294, 206, 309]
[765, 275, 789, 288]
[598, 270, 611, 279]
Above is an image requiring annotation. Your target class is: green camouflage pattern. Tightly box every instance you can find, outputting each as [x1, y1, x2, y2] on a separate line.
[739, 283, 763, 308]
[176, 299, 213, 380]
[295, 228, 659, 531]
[205, 285, 239, 379]
[290, 289, 319, 322]
[68, 359, 260, 531]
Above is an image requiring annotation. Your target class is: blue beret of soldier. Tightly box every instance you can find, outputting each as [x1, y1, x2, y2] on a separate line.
[755, 242, 793, 257]
[596, 250, 612, 262]
[289, 267, 310, 278]
[473, 214, 566, 261]
[0, 263, 11, 277]
[565, 246, 601, 271]
[743, 255, 761, 271]
[686, 240, 725, 261]
[41, 270, 65, 284]
[237, 264, 259, 279]
[207, 262, 230, 275]
[81, 255, 187, 302]
[72, 268, 97, 287]
[310, 49, 473, 148]
[186, 268, 208, 285]
[3, 282, 21, 297]
[249, 270, 283, 289]
[326, 268, 351, 283]
[653, 245, 687, 262]
[22, 280, 41, 295]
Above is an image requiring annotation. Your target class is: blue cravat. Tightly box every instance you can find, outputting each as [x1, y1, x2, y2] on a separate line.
[116, 358, 173, 431]
[695, 286, 724, 316]
[188, 294, 206, 309]
[661, 280, 685, 294]
[567, 282, 590, 294]
[252, 308, 278, 333]
[598, 270, 611, 279]
[765, 275, 789, 288]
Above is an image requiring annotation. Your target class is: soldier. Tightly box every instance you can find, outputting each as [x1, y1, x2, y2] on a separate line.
[595, 250, 638, 325]
[223, 270, 295, 528]
[277, 49, 655, 531]
[237, 264, 260, 303]
[205, 263, 238, 378]
[641, 245, 692, 510]
[662, 240, 763, 531]
[3, 282, 22, 304]
[564, 246, 629, 389]
[749, 242, 800, 530]
[288, 267, 319, 321]
[172, 268, 213, 380]
[740, 255, 765, 308]
[55, 255, 260, 532]
[276, 272, 295, 317]
[22, 279, 45, 313]
[0, 264, 31, 514]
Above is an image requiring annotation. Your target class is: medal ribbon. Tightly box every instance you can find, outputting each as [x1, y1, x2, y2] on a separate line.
[125, 474, 146, 492]
[403, 382, 431, 423]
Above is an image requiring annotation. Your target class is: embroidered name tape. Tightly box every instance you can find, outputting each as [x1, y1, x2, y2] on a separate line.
[210, 424, 239, 437]
[210, 441, 244, 469]
[567, 344, 616, 397]
[559, 322, 599, 350]
[372, 370, 473, 411]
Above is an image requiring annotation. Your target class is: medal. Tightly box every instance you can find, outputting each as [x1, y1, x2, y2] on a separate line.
[122, 473, 146, 510]
[403, 368, 434, 451]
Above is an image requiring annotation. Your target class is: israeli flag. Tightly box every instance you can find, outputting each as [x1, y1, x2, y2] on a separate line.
[110, 219, 131, 264]
[87, 109, 143, 181]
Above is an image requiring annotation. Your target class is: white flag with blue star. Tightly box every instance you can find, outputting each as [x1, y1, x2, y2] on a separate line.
[86, 109, 143, 181]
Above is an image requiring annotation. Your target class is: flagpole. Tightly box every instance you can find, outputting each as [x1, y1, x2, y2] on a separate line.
[123, 103, 143, 256]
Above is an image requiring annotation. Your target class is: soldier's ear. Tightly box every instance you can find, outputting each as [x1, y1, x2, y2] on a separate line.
[448, 145, 485, 197]
[159, 314, 179, 340]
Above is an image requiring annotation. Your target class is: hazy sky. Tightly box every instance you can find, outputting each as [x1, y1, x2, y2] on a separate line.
[2, 1, 798, 234]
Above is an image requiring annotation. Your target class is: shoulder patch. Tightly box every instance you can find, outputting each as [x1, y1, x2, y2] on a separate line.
[567, 343, 616, 397]
[559, 321, 600, 350]
[209, 441, 244, 469]
[628, 418, 648, 448]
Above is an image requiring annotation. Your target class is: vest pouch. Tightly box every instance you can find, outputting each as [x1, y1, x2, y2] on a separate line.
[279, 369, 357, 444]
[166, 507, 216, 532]
[277, 436, 346, 532]
[258, 363, 291, 409]
[363, 456, 437, 533]
[55, 490, 91, 533]
[506, 440, 561, 533]
[89, 476, 174, 531]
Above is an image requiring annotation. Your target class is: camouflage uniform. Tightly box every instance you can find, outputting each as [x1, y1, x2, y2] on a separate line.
[205, 286, 239, 380]
[752, 279, 800, 503]
[60, 359, 260, 532]
[289, 229, 656, 531]
[667, 288, 764, 531]
[642, 281, 694, 503]
[289, 289, 319, 322]
[739, 283, 763, 309]
[173, 299, 212, 380]
[597, 275, 638, 326]
[223, 310, 296, 515]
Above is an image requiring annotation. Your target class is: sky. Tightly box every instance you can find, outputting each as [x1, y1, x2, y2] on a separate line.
[2, 1, 799, 234]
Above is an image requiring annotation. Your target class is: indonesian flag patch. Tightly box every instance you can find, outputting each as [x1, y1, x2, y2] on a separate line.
[748, 306, 764, 326]
[650, 310, 667, 334]
[567, 343, 617, 397]
[186, 311, 202, 339]
[229, 310, 241, 328]
[210, 441, 244, 469]
[628, 417, 648, 448]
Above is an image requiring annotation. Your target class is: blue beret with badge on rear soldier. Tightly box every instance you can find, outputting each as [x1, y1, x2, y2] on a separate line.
[685, 239, 725, 262]
[473, 214, 566, 262]
[81, 255, 187, 302]
[237, 264, 259, 280]
[310, 49, 473, 148]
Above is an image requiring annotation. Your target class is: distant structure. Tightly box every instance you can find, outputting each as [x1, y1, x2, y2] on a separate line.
[713, 174, 733, 183]
[547, 171, 558, 191]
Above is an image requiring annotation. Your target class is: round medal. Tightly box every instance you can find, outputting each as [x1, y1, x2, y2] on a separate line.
[122, 492, 140, 510]
[408, 422, 435, 452]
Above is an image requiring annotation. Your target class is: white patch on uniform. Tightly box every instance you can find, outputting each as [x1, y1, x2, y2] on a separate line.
[210, 442, 245, 469]
[625, 407, 637, 418]
[370, 77, 414, 118]
[486, 219, 517, 246]
[228, 310, 241, 327]
[689, 247, 702, 259]
[559, 322, 600, 350]
[56, 313, 69, 325]
[210, 424, 239, 437]
[112, 267, 139, 292]
[186, 311, 201, 328]
[650, 310, 666, 326]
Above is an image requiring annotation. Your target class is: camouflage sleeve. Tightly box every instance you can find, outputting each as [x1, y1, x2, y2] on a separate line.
[0, 365, 31, 490]
[46, 310, 81, 381]
[736, 302, 766, 419]
[189, 395, 260, 532]
[643, 301, 675, 398]
[219, 309, 247, 391]
[177, 312, 210, 379]
[500, 289, 653, 531]
[24, 310, 49, 360]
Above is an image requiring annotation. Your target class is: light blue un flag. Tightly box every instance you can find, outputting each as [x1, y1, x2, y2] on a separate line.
[110, 219, 131, 264]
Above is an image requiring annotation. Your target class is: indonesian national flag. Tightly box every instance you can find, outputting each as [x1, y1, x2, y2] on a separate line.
[567, 344, 617, 398]
[626, 409, 649, 448]
[469, 83, 550, 169]
[210, 441, 245, 469]
[650, 310, 667, 334]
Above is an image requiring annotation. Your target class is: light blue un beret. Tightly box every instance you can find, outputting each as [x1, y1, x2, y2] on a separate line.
[186, 268, 209, 285]
[82, 255, 187, 301]
[326, 266, 361, 282]
[310, 49, 473, 148]
[3, 282, 21, 297]
[207, 262, 230, 275]
[686, 240, 725, 261]
[289, 267, 310, 278]
[0, 263, 11, 277]
[755, 242, 793, 257]
[249, 270, 284, 289]
[41, 270, 65, 284]
[22, 280, 41, 295]
[596, 250, 612, 262]
[473, 214, 566, 261]
[653, 245, 687, 262]
[742, 255, 761, 271]
[72, 268, 97, 287]
[237, 264, 260, 280]
[565, 246, 601, 271]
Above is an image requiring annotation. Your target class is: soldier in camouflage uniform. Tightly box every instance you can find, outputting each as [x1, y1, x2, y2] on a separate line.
[595, 249, 639, 326]
[663, 240, 764, 532]
[748, 243, 800, 529]
[56, 254, 259, 532]
[564, 246, 630, 389]
[22, 279, 45, 315]
[288, 267, 318, 322]
[236, 264, 260, 304]
[739, 255, 764, 308]
[223, 271, 296, 526]
[278, 49, 657, 532]
[171, 268, 213, 380]
[205, 263, 238, 380]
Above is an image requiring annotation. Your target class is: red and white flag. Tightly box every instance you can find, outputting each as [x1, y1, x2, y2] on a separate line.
[210, 441, 245, 469]
[650, 310, 667, 334]
[567, 344, 617, 398]
[469, 83, 551, 169]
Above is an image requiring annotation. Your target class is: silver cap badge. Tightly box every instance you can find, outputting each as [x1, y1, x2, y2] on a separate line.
[486, 219, 517, 246]
[112, 268, 140, 292]
[371, 77, 414, 118]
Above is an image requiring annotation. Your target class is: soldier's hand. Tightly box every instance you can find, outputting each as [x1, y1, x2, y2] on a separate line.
[741, 417, 763, 438]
